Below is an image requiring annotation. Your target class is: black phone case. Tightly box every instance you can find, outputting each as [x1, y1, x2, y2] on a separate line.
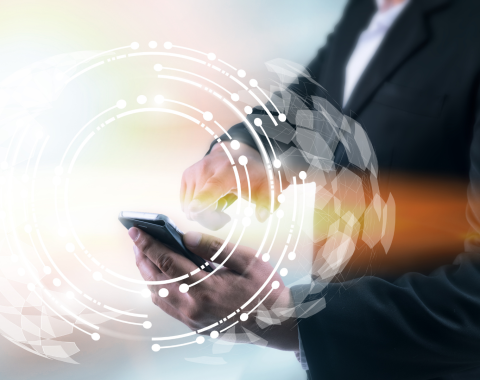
[118, 213, 213, 273]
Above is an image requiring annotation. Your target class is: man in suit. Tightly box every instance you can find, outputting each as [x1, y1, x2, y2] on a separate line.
[129, 0, 480, 378]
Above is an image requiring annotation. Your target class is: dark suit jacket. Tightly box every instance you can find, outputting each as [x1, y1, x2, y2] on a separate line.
[213, 0, 480, 378]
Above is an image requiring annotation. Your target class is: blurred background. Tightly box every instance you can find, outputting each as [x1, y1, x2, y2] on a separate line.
[0, 1, 348, 379]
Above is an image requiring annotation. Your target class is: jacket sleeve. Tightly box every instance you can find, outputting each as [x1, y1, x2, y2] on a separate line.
[294, 79, 480, 380]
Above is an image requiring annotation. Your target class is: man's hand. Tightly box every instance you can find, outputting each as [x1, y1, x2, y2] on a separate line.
[129, 226, 299, 351]
[180, 142, 282, 229]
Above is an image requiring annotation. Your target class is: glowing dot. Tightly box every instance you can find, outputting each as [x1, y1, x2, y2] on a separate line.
[238, 69, 246, 78]
[273, 159, 281, 168]
[22, 174, 28, 183]
[44, 266, 51, 274]
[152, 344, 161, 352]
[231, 93, 239, 101]
[203, 111, 213, 121]
[288, 252, 296, 260]
[24, 224, 32, 234]
[154, 64, 163, 72]
[130, 42, 139, 50]
[66, 291, 74, 299]
[53, 278, 61, 287]
[142, 288, 151, 298]
[66, 243, 75, 253]
[254, 118, 262, 126]
[58, 228, 66, 237]
[278, 114, 287, 122]
[240, 313, 248, 321]
[249, 79, 258, 87]
[154, 95, 164, 104]
[93, 272, 102, 281]
[27, 283, 35, 291]
[159, 288, 169, 297]
[207, 53, 216, 60]
[238, 155, 248, 165]
[148, 41, 157, 48]
[11, 255, 18, 263]
[116, 99, 126, 109]
[17, 268, 25, 276]
[143, 321, 152, 329]
[92, 333, 100, 341]
[280, 268, 288, 277]
[1, 162, 7, 170]
[244, 207, 253, 217]
[244, 106, 253, 114]
[278, 194, 285, 203]
[196, 336, 205, 344]
[276, 210, 284, 219]
[137, 95, 147, 104]
[272, 281, 280, 289]
[299, 171, 307, 180]
[262, 253, 270, 262]
[230, 140, 240, 150]
[179, 283, 189, 293]
[53, 176, 61, 186]
[210, 331, 219, 339]
[164, 41, 173, 49]
[54, 166, 63, 176]
[242, 217, 251, 227]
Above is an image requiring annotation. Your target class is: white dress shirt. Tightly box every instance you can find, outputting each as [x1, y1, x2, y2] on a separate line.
[343, 0, 410, 106]
[298, 0, 410, 371]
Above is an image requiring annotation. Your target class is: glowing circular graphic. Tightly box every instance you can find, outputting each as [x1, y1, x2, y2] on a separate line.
[0, 41, 394, 363]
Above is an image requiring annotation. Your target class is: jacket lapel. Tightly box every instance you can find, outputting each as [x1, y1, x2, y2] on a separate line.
[319, 0, 375, 110]
[343, 0, 451, 116]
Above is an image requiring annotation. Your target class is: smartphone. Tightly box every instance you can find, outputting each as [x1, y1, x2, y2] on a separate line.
[118, 211, 213, 273]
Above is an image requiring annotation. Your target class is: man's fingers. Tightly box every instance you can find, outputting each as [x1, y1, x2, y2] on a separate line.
[183, 231, 256, 275]
[252, 180, 279, 223]
[129, 227, 204, 284]
[189, 176, 230, 214]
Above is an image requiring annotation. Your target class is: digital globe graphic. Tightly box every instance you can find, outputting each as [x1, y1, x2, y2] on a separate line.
[0, 41, 395, 363]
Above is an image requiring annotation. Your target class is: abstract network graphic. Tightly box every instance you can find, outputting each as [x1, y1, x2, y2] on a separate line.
[0, 41, 395, 363]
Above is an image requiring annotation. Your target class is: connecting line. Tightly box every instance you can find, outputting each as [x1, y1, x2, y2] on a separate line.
[293, 178, 306, 254]
[292, 177, 297, 222]
[34, 290, 92, 336]
[247, 288, 274, 315]
[100, 278, 143, 294]
[105, 268, 189, 285]
[232, 165, 242, 215]
[264, 217, 281, 257]
[278, 170, 283, 193]
[162, 99, 204, 114]
[218, 59, 237, 71]
[103, 305, 147, 318]
[65, 61, 104, 85]
[220, 321, 238, 333]
[214, 121, 232, 139]
[243, 163, 252, 205]
[65, 46, 129, 73]
[62, 305, 99, 330]
[256, 86, 282, 116]
[73, 253, 91, 272]
[189, 226, 246, 287]
[74, 299, 144, 326]
[255, 217, 273, 258]
[157, 341, 197, 349]
[163, 67, 232, 95]
[152, 331, 196, 341]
